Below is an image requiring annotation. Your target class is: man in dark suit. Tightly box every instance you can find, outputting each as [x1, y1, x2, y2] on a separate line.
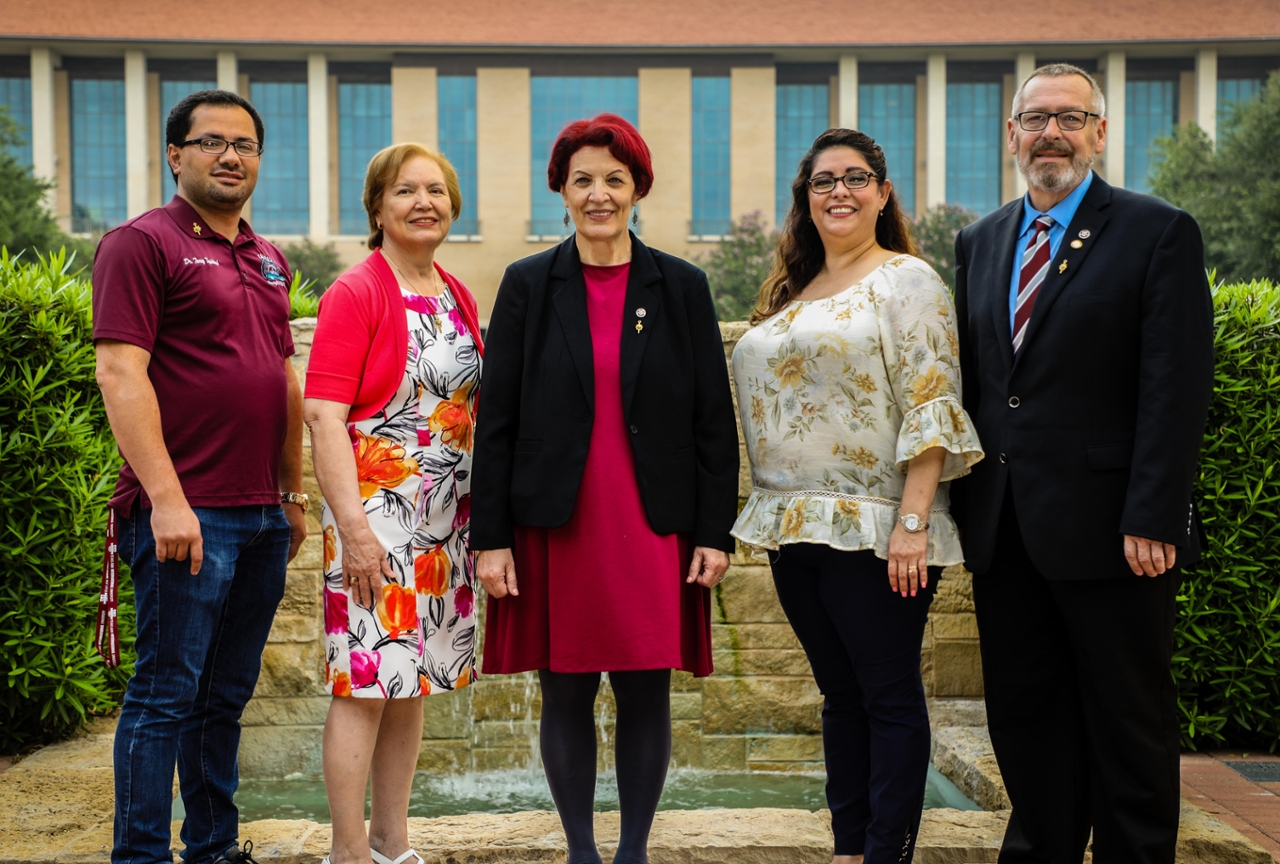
[952, 63, 1214, 863]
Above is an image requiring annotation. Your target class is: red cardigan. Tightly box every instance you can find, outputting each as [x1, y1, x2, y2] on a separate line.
[305, 248, 484, 420]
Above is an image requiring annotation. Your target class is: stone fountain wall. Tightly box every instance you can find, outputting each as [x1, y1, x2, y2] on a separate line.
[238, 320, 984, 778]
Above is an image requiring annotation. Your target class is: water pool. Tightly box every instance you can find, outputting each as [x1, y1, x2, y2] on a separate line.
[179, 765, 980, 823]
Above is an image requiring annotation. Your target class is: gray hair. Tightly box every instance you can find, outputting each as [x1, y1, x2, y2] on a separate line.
[1012, 63, 1106, 118]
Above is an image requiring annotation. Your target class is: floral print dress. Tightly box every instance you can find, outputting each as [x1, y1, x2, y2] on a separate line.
[730, 255, 984, 565]
[322, 287, 480, 699]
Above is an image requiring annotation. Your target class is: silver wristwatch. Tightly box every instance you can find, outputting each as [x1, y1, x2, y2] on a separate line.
[898, 513, 928, 533]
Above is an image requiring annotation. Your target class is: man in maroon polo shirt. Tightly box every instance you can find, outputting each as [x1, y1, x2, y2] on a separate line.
[93, 89, 306, 864]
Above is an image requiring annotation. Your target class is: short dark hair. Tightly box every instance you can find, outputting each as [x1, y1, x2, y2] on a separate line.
[165, 88, 265, 153]
[546, 113, 654, 198]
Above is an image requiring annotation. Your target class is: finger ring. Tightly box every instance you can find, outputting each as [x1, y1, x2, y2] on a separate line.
[908, 567, 917, 573]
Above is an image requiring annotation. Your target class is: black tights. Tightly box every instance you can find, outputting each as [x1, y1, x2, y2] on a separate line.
[538, 668, 672, 864]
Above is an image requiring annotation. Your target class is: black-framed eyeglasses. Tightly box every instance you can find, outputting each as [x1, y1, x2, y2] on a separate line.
[179, 137, 264, 157]
[1013, 111, 1101, 132]
[806, 171, 879, 194]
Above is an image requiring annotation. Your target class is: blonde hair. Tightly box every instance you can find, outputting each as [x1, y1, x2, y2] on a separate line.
[362, 143, 463, 250]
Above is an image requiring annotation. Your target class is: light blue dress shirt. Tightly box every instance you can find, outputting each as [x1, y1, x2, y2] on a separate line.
[1008, 171, 1094, 334]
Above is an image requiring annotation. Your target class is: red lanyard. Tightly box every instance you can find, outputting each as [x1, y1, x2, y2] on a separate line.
[95, 510, 121, 668]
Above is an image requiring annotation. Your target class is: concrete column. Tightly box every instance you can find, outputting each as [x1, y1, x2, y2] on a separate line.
[838, 53, 858, 129]
[925, 53, 947, 209]
[474, 67, 530, 311]
[125, 49, 148, 218]
[1013, 52, 1036, 199]
[307, 53, 329, 239]
[1196, 48, 1218, 141]
[1101, 51, 1125, 188]
[217, 51, 237, 94]
[638, 67, 691, 252]
[29, 47, 57, 211]
[730, 66, 775, 227]
[391, 65, 437, 148]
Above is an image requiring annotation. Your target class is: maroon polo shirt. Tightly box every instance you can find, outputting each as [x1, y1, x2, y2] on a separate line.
[92, 196, 295, 516]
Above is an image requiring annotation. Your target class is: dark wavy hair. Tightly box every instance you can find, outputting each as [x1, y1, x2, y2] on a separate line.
[547, 113, 653, 197]
[750, 128, 917, 325]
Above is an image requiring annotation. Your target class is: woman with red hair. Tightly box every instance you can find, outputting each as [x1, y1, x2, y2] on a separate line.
[471, 114, 738, 864]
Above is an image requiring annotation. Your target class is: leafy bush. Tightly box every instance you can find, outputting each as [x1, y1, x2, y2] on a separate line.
[280, 238, 343, 296]
[1151, 72, 1280, 284]
[698, 212, 777, 322]
[913, 203, 979, 290]
[1176, 276, 1280, 750]
[0, 250, 133, 751]
[288, 270, 319, 320]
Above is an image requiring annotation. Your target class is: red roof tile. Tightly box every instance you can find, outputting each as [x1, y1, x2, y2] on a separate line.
[3, 0, 1279, 48]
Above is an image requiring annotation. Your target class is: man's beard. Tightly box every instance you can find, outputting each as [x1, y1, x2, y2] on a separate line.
[1019, 140, 1094, 193]
[198, 177, 252, 207]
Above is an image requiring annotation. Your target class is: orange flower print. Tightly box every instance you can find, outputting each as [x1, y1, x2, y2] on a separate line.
[331, 671, 352, 698]
[419, 674, 431, 695]
[428, 384, 476, 454]
[457, 666, 472, 689]
[323, 525, 337, 569]
[414, 544, 451, 597]
[378, 582, 419, 641]
[353, 430, 419, 499]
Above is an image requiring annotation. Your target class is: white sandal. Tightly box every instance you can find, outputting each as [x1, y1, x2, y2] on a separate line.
[369, 849, 423, 864]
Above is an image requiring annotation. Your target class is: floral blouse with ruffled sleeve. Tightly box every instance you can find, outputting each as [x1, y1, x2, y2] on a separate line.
[730, 254, 984, 566]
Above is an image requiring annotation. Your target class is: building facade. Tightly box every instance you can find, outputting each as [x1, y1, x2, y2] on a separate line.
[1, 0, 1278, 316]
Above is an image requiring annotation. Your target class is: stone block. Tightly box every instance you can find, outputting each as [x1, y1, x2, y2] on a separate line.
[670, 692, 702, 721]
[932, 566, 975, 614]
[470, 676, 539, 721]
[716, 566, 789, 624]
[670, 720, 703, 768]
[253, 642, 326, 698]
[916, 808, 1007, 861]
[928, 698, 988, 730]
[931, 639, 985, 698]
[241, 696, 331, 727]
[1176, 798, 1274, 863]
[8, 734, 115, 771]
[670, 669, 701, 692]
[276, 570, 321, 618]
[473, 719, 538, 749]
[423, 689, 473, 739]
[416, 741, 470, 774]
[712, 623, 802, 650]
[267, 614, 319, 643]
[701, 677, 822, 735]
[747, 761, 825, 773]
[712, 648, 812, 677]
[932, 726, 1009, 811]
[290, 534, 323, 572]
[920, 644, 935, 698]
[470, 747, 534, 772]
[701, 736, 747, 770]
[747, 735, 823, 763]
[931, 612, 979, 640]
[238, 725, 323, 779]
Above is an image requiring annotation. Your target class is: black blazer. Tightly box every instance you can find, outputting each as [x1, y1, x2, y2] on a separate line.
[952, 173, 1214, 580]
[470, 234, 739, 553]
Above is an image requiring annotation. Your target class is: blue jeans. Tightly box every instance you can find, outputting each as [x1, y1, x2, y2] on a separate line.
[113, 505, 289, 864]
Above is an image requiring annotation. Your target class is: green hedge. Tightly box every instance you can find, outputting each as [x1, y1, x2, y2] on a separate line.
[1176, 276, 1280, 751]
[0, 250, 134, 751]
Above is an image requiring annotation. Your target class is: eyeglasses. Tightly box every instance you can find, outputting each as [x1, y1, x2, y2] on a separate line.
[1013, 111, 1101, 132]
[807, 171, 879, 194]
[179, 137, 264, 157]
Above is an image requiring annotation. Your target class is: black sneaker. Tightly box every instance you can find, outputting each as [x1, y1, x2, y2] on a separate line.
[211, 841, 260, 864]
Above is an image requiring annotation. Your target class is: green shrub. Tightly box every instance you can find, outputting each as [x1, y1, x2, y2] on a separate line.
[913, 203, 979, 290]
[1176, 276, 1280, 750]
[698, 212, 777, 322]
[280, 238, 343, 296]
[288, 270, 319, 319]
[0, 250, 133, 751]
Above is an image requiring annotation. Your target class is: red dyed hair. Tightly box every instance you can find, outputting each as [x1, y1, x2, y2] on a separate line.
[546, 113, 654, 198]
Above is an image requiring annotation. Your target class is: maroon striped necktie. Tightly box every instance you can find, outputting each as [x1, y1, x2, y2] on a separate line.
[1012, 215, 1054, 352]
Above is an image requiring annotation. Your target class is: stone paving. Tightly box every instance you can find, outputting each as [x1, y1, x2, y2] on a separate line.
[1182, 751, 1280, 862]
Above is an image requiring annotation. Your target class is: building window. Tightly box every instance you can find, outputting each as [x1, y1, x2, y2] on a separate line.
[438, 75, 478, 237]
[691, 76, 730, 237]
[946, 82, 1002, 216]
[160, 80, 216, 202]
[338, 81, 391, 236]
[71, 78, 127, 233]
[0, 76, 33, 167]
[776, 83, 830, 226]
[1126, 79, 1177, 194]
[1218, 78, 1262, 129]
[859, 82, 916, 216]
[530, 76, 638, 237]
[250, 80, 309, 235]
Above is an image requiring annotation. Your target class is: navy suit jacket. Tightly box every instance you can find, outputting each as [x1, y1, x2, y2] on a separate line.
[952, 172, 1214, 580]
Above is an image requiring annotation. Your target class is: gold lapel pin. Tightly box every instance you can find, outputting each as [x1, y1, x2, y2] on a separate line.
[635, 307, 646, 333]
[1058, 259, 1069, 274]
[635, 322, 644, 333]
[1070, 239, 1083, 249]
[192, 223, 202, 234]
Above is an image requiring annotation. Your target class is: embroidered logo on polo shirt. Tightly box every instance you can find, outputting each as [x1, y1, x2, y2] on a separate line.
[182, 256, 221, 266]
[259, 254, 287, 287]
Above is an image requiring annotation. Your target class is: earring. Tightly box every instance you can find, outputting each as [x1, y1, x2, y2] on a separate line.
[631, 209, 639, 227]
[563, 210, 570, 227]
[376, 220, 383, 230]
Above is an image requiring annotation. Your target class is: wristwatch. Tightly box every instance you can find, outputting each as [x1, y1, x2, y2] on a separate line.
[898, 513, 928, 533]
[281, 492, 309, 513]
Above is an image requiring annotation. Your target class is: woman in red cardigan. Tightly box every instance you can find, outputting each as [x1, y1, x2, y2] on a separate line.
[303, 143, 483, 864]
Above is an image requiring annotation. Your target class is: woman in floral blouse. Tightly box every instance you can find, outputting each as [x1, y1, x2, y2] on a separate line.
[304, 144, 483, 864]
[731, 128, 983, 864]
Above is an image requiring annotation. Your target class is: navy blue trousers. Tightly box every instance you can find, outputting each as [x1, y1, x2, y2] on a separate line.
[770, 544, 937, 863]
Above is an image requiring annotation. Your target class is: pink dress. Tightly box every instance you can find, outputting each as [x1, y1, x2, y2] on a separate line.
[480, 262, 713, 676]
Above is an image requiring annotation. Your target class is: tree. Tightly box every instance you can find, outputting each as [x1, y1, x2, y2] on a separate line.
[699, 212, 777, 321]
[1151, 71, 1280, 283]
[912, 203, 979, 290]
[280, 238, 344, 295]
